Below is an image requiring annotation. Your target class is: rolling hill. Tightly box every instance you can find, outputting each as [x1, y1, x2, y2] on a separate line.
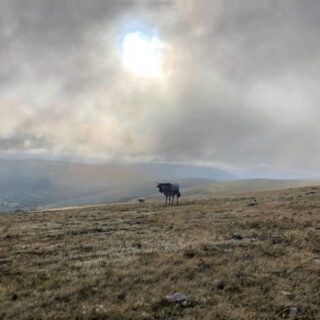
[1, 186, 320, 319]
[0, 159, 232, 211]
[0, 159, 319, 211]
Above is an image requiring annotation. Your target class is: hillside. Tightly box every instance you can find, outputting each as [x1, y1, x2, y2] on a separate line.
[1, 159, 318, 211]
[43, 179, 319, 209]
[182, 179, 320, 198]
[0, 159, 151, 211]
[1, 158, 319, 211]
[1, 186, 320, 319]
[43, 178, 215, 209]
[0, 159, 233, 211]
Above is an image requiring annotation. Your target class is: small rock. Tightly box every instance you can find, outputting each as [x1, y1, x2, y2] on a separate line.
[196, 261, 210, 270]
[306, 191, 316, 195]
[289, 306, 299, 315]
[309, 257, 320, 264]
[248, 202, 258, 207]
[181, 300, 188, 307]
[213, 279, 225, 290]
[117, 292, 126, 300]
[232, 234, 243, 240]
[184, 250, 196, 258]
[273, 269, 289, 278]
[250, 232, 259, 240]
[132, 242, 142, 249]
[281, 291, 294, 299]
[165, 292, 187, 304]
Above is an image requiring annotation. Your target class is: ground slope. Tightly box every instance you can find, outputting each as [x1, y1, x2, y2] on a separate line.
[182, 179, 320, 198]
[1, 186, 320, 319]
[0, 159, 233, 211]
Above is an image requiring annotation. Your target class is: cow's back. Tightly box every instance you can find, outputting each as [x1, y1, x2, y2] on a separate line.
[160, 182, 180, 195]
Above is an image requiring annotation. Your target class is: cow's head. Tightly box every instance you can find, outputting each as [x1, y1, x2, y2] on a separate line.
[156, 183, 163, 193]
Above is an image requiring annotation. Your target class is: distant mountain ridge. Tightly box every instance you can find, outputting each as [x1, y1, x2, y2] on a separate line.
[0, 159, 232, 211]
[133, 163, 235, 180]
[238, 165, 320, 180]
[0, 159, 318, 211]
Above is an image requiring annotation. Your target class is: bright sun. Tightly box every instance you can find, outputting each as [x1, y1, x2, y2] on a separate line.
[121, 32, 165, 79]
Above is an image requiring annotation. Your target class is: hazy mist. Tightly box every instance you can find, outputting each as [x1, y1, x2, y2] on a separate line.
[1, 1, 320, 175]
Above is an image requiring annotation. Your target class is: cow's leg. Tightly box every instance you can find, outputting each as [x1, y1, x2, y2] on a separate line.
[177, 196, 178, 205]
[172, 195, 175, 205]
[165, 195, 168, 206]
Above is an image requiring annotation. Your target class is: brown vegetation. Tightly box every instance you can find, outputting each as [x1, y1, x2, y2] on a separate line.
[1, 186, 320, 319]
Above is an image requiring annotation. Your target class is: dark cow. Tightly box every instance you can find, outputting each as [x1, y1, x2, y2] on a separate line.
[157, 182, 181, 206]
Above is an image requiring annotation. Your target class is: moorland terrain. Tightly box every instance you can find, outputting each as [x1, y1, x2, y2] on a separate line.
[1, 186, 320, 319]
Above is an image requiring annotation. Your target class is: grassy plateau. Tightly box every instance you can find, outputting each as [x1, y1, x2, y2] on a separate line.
[1, 186, 320, 319]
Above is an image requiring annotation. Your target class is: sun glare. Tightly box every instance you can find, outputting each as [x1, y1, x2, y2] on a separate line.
[121, 32, 164, 79]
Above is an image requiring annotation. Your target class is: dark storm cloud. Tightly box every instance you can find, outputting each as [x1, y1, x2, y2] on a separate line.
[1, 0, 320, 174]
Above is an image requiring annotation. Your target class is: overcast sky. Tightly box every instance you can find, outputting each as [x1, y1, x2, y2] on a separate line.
[1, 0, 320, 174]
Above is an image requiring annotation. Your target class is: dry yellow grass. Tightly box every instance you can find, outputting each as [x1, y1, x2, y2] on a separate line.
[1, 186, 320, 319]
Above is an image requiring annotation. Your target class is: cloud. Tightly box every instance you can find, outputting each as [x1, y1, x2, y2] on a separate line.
[1, 0, 320, 173]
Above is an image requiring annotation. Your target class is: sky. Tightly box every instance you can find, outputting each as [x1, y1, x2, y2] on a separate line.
[1, 0, 320, 175]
